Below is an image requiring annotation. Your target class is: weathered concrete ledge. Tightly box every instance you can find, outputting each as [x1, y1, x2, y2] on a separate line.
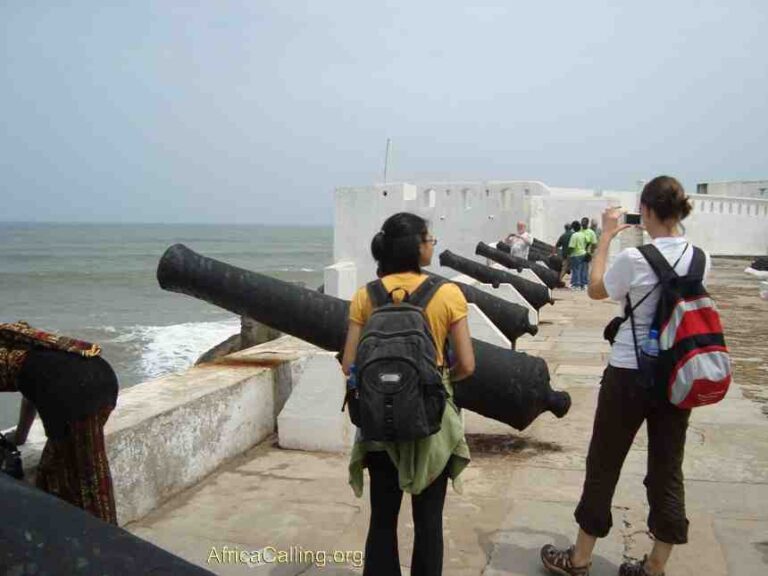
[17, 335, 321, 525]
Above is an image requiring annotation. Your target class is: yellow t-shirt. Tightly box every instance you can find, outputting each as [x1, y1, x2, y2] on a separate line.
[349, 272, 468, 367]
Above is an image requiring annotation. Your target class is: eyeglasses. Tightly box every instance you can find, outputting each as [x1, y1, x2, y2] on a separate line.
[423, 236, 438, 246]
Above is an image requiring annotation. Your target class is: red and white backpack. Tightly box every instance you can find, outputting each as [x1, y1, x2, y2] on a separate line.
[638, 244, 731, 408]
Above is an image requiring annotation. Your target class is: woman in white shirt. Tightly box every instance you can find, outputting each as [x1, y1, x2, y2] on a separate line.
[541, 176, 709, 576]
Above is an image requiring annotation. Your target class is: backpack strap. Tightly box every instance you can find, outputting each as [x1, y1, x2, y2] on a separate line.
[637, 243, 690, 282]
[408, 276, 447, 310]
[687, 247, 706, 282]
[366, 280, 390, 309]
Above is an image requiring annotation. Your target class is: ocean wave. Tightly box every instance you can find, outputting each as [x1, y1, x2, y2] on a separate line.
[112, 319, 241, 381]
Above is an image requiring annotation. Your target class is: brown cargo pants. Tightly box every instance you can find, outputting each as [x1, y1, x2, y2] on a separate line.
[574, 365, 691, 544]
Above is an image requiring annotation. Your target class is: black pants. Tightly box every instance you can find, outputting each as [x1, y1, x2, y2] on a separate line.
[364, 451, 449, 576]
[574, 365, 691, 544]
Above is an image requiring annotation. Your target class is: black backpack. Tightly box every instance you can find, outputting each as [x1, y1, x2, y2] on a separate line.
[350, 276, 448, 442]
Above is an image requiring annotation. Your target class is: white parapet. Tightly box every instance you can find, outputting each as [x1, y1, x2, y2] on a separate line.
[465, 302, 511, 348]
[278, 351, 356, 453]
[324, 260, 357, 299]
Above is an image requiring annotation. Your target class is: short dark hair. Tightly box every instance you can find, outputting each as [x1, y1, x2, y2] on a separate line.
[571, 220, 581, 232]
[640, 176, 692, 222]
[371, 212, 429, 276]
[564, 223, 571, 231]
[580, 216, 589, 227]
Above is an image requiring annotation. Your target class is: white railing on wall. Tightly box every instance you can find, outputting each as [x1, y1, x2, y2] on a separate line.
[689, 194, 768, 218]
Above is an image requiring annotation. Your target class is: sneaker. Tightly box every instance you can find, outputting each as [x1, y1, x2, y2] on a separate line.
[540, 544, 591, 575]
[619, 555, 664, 576]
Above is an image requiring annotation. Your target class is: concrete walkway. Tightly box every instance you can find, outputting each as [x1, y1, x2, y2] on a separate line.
[128, 271, 768, 575]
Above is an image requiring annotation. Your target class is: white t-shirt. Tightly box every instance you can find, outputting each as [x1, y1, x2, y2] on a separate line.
[604, 236, 711, 369]
[508, 232, 532, 259]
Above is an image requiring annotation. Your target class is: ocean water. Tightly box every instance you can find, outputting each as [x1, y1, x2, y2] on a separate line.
[0, 223, 333, 429]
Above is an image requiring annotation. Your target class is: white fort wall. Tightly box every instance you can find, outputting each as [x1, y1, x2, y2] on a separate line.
[685, 195, 768, 256]
[327, 182, 768, 298]
[328, 181, 549, 299]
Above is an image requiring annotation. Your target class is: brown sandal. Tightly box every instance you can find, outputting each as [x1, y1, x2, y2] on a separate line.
[540, 544, 591, 576]
[619, 555, 665, 576]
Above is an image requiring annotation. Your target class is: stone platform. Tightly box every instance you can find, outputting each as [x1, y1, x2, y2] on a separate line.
[127, 260, 768, 575]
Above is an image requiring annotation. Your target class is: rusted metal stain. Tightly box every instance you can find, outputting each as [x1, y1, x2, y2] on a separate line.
[200, 356, 291, 368]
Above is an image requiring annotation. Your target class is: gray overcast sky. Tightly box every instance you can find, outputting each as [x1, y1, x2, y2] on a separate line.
[1, 1, 766, 225]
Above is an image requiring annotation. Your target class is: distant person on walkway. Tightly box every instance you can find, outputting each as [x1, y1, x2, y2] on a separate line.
[555, 223, 573, 283]
[0, 322, 118, 524]
[505, 221, 533, 260]
[580, 217, 599, 284]
[342, 212, 476, 576]
[541, 176, 710, 576]
[567, 221, 588, 290]
[582, 217, 598, 253]
[590, 218, 601, 241]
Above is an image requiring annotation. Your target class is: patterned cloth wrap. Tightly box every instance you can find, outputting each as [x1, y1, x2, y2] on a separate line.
[0, 321, 101, 392]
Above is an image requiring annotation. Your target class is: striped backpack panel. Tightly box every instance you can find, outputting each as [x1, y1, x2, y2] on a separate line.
[638, 244, 732, 408]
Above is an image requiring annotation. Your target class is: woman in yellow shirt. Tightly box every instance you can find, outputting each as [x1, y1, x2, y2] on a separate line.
[341, 212, 475, 576]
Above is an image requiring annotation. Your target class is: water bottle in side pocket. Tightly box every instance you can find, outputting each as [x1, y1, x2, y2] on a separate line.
[639, 329, 660, 388]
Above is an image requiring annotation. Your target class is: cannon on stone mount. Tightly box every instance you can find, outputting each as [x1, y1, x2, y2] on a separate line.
[476, 242, 561, 289]
[157, 244, 570, 431]
[439, 250, 553, 310]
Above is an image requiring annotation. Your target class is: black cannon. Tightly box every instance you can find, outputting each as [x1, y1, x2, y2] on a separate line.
[496, 238, 554, 257]
[532, 238, 556, 254]
[494, 241, 563, 277]
[476, 242, 561, 289]
[0, 474, 214, 575]
[430, 273, 538, 342]
[438, 250, 553, 310]
[157, 244, 570, 430]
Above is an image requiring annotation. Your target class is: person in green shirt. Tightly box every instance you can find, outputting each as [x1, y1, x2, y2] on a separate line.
[580, 217, 598, 287]
[568, 221, 588, 289]
[581, 217, 598, 253]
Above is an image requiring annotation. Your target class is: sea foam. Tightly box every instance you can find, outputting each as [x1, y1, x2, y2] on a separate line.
[113, 318, 241, 381]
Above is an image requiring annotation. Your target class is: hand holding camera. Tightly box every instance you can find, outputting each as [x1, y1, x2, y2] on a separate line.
[602, 207, 639, 239]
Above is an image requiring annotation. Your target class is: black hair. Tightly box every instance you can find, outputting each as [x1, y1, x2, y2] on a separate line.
[640, 176, 692, 222]
[564, 223, 571, 231]
[371, 212, 430, 276]
[580, 216, 589, 227]
[571, 220, 581, 232]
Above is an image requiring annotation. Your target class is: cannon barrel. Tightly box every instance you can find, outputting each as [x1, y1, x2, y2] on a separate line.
[157, 244, 569, 430]
[544, 254, 564, 274]
[527, 249, 563, 275]
[0, 474, 214, 575]
[438, 250, 552, 310]
[496, 238, 555, 256]
[476, 242, 561, 289]
[429, 273, 538, 341]
[493, 238, 563, 272]
[532, 238, 556, 254]
[157, 243, 349, 351]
